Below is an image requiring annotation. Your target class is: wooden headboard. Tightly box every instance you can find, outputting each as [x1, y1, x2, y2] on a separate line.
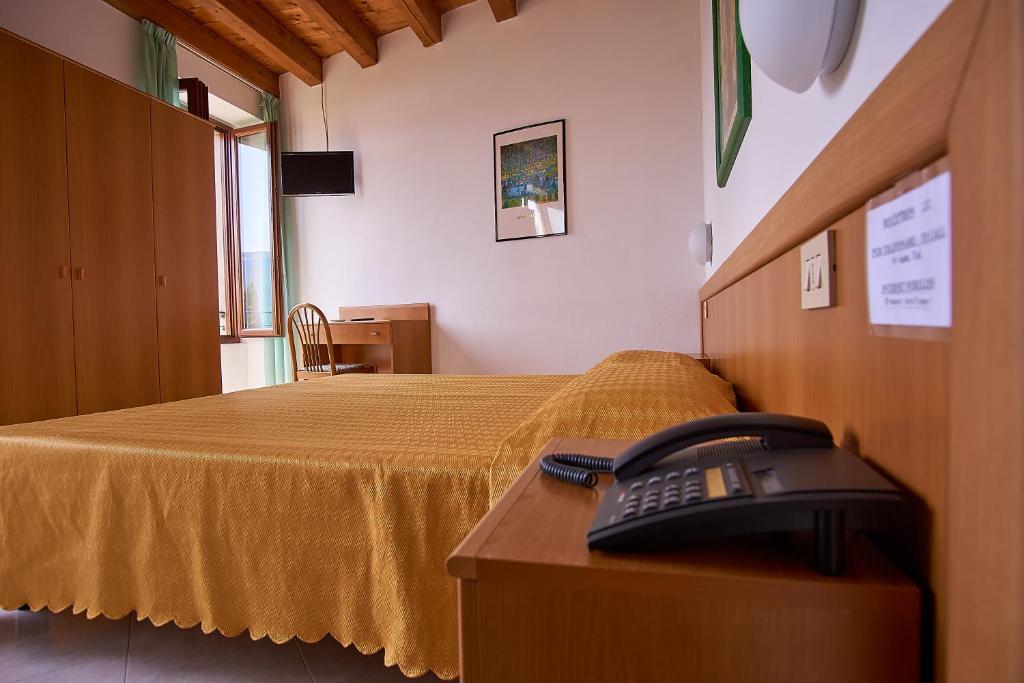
[700, 1, 1022, 681]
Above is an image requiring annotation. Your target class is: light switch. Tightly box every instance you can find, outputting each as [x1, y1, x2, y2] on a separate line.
[800, 229, 835, 309]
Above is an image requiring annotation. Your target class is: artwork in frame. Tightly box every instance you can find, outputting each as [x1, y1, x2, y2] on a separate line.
[494, 119, 567, 242]
[712, 0, 752, 188]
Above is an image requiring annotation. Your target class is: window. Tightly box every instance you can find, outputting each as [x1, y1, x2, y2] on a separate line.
[213, 123, 282, 341]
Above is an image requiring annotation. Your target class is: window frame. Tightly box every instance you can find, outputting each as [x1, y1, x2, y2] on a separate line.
[216, 121, 283, 342]
[215, 125, 241, 343]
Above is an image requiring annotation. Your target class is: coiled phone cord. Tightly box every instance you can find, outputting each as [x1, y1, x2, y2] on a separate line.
[539, 453, 614, 488]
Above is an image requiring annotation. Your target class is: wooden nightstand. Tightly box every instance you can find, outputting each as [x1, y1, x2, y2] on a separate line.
[448, 438, 920, 683]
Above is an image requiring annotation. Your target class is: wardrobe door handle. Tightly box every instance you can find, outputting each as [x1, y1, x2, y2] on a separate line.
[59, 265, 70, 279]
[74, 267, 85, 281]
[157, 275, 167, 287]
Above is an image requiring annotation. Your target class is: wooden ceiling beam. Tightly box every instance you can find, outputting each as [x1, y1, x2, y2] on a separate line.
[487, 0, 517, 22]
[101, 0, 280, 96]
[393, 0, 442, 47]
[294, 0, 378, 68]
[204, 0, 323, 86]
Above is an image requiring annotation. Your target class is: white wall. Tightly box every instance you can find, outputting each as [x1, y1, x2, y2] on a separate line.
[699, 0, 953, 275]
[282, 0, 705, 374]
[0, 0, 144, 88]
[220, 340, 269, 393]
[0, 0, 260, 117]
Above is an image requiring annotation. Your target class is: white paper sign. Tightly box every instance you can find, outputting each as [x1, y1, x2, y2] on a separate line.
[866, 171, 952, 327]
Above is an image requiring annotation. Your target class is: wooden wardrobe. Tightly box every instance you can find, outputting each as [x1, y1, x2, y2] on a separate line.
[0, 29, 221, 426]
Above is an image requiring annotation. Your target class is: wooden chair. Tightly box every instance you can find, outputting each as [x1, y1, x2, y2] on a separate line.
[286, 303, 376, 382]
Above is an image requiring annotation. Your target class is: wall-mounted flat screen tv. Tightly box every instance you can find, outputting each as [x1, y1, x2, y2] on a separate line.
[281, 151, 355, 196]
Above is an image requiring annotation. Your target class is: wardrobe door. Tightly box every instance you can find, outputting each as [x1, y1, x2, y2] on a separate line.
[0, 33, 77, 425]
[64, 63, 160, 414]
[150, 101, 222, 402]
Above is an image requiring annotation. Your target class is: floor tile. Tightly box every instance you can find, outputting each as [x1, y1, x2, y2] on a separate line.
[297, 639, 448, 683]
[125, 620, 311, 683]
[0, 608, 129, 683]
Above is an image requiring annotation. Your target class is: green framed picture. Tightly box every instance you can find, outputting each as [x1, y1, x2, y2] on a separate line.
[712, 0, 752, 188]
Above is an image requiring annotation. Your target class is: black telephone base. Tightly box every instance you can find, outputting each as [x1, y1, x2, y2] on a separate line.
[814, 509, 845, 576]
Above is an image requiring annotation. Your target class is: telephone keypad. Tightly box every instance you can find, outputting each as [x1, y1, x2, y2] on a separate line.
[614, 461, 750, 521]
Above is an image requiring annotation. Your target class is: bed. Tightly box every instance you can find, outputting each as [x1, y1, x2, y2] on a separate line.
[0, 351, 735, 679]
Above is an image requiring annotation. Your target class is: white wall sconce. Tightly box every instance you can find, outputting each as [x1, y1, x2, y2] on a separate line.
[739, 0, 860, 93]
[689, 222, 713, 265]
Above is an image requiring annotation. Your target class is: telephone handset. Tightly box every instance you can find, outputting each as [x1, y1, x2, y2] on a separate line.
[613, 413, 834, 480]
[541, 413, 904, 575]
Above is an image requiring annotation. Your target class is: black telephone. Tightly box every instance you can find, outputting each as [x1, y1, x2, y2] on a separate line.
[541, 413, 904, 575]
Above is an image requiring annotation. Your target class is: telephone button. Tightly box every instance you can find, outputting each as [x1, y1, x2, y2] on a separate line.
[647, 476, 662, 486]
[685, 492, 702, 503]
[724, 464, 744, 493]
[663, 495, 681, 506]
[666, 472, 681, 481]
[684, 467, 700, 476]
[622, 508, 638, 518]
[629, 482, 644, 492]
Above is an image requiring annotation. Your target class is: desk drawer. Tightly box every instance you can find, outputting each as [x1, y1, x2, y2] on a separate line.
[332, 323, 391, 345]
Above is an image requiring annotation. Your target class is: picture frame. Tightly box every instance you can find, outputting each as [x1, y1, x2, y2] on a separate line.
[712, 0, 752, 188]
[494, 119, 567, 242]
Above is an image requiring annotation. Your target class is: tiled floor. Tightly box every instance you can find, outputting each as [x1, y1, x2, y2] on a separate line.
[0, 609, 446, 682]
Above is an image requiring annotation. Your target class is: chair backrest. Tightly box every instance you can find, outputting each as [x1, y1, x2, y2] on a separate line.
[286, 303, 337, 382]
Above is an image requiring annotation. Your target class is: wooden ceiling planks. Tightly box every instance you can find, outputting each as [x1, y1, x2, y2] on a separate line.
[199, 0, 324, 85]
[391, 0, 443, 46]
[292, 0, 379, 67]
[104, 0, 512, 89]
[485, 0, 516, 22]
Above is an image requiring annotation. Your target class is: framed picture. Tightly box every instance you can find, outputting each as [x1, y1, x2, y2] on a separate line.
[494, 119, 567, 242]
[712, 0, 752, 188]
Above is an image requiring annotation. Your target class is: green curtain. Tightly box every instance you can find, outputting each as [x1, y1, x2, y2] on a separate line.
[141, 20, 180, 107]
[259, 92, 280, 124]
[261, 93, 292, 386]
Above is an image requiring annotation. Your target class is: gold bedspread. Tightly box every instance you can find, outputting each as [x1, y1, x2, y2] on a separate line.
[0, 374, 572, 680]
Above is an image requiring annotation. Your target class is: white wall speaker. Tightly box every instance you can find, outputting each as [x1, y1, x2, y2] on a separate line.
[689, 222, 713, 266]
[739, 0, 860, 93]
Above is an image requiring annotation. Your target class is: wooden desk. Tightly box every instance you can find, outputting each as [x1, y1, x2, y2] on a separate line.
[448, 438, 920, 683]
[323, 303, 431, 374]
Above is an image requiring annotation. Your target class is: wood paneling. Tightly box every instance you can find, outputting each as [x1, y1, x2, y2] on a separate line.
[151, 101, 223, 403]
[699, 0, 988, 302]
[703, 207, 949, 673]
[0, 32, 77, 425]
[451, 438, 920, 683]
[946, 0, 1024, 680]
[65, 63, 161, 415]
[699, 1, 1024, 679]
[102, 0, 281, 95]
